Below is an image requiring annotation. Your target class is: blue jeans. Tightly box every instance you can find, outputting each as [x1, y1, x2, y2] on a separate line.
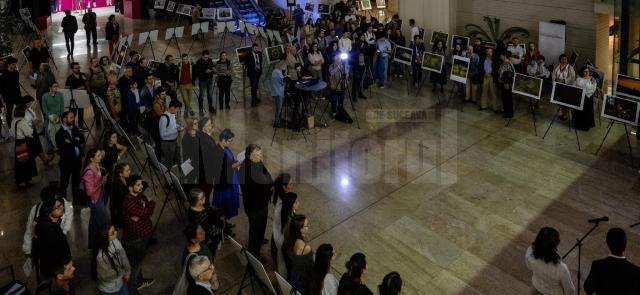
[375, 56, 389, 86]
[274, 96, 283, 124]
[103, 284, 129, 295]
[89, 191, 110, 248]
[198, 79, 213, 110]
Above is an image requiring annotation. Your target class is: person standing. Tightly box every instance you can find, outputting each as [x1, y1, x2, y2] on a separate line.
[110, 163, 131, 229]
[311, 244, 339, 295]
[507, 37, 525, 73]
[105, 15, 120, 56]
[187, 189, 225, 261]
[83, 8, 98, 45]
[337, 253, 373, 295]
[117, 66, 135, 127]
[239, 144, 273, 259]
[551, 54, 576, 120]
[525, 227, 575, 295]
[42, 82, 65, 154]
[88, 57, 108, 127]
[211, 129, 240, 230]
[409, 35, 425, 87]
[375, 33, 392, 88]
[156, 55, 179, 101]
[33, 198, 72, 280]
[61, 10, 78, 57]
[286, 215, 314, 294]
[215, 52, 233, 110]
[96, 225, 131, 295]
[29, 39, 51, 77]
[56, 111, 86, 204]
[479, 48, 498, 112]
[0, 57, 20, 127]
[498, 52, 515, 118]
[65, 62, 89, 129]
[293, 4, 304, 36]
[13, 105, 39, 188]
[573, 66, 597, 131]
[271, 62, 287, 128]
[430, 39, 447, 93]
[125, 80, 144, 135]
[194, 50, 216, 114]
[329, 56, 346, 117]
[186, 256, 220, 294]
[159, 100, 183, 169]
[178, 54, 195, 117]
[122, 175, 156, 293]
[82, 148, 110, 250]
[584, 228, 640, 294]
[465, 46, 481, 103]
[246, 44, 263, 107]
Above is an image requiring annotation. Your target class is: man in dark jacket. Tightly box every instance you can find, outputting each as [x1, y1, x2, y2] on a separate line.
[156, 54, 179, 100]
[245, 44, 263, 107]
[55, 111, 85, 204]
[61, 10, 78, 56]
[82, 8, 98, 45]
[30, 39, 51, 77]
[238, 144, 273, 258]
[584, 228, 640, 295]
[34, 198, 71, 281]
[194, 50, 216, 114]
[0, 56, 21, 126]
[117, 66, 135, 126]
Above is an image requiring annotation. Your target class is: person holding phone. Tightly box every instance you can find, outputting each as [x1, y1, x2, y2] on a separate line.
[159, 100, 184, 169]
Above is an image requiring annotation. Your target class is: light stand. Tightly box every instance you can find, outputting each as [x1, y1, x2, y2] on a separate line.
[562, 220, 603, 295]
[339, 57, 360, 129]
[595, 120, 635, 168]
[271, 83, 294, 145]
[543, 107, 581, 151]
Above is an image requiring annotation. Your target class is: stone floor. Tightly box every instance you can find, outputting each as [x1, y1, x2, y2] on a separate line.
[1, 6, 640, 295]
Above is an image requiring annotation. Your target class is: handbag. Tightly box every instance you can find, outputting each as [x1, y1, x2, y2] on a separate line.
[14, 120, 30, 163]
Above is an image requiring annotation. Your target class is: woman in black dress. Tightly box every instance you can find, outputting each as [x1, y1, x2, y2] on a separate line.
[286, 214, 314, 294]
[102, 130, 127, 176]
[430, 39, 447, 93]
[271, 173, 299, 276]
[338, 253, 373, 295]
[109, 163, 130, 229]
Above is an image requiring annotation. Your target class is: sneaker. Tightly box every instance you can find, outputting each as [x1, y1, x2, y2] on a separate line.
[137, 278, 155, 290]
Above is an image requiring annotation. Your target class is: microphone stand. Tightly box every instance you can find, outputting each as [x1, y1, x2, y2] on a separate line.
[630, 221, 640, 228]
[562, 221, 602, 295]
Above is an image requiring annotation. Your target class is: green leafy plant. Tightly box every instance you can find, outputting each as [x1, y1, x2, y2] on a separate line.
[464, 16, 530, 42]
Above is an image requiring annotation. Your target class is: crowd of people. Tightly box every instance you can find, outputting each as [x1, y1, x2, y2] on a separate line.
[0, 0, 638, 294]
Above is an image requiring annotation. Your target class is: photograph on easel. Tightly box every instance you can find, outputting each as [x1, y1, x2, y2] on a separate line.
[217, 8, 233, 20]
[615, 74, 640, 101]
[236, 46, 252, 64]
[318, 4, 331, 14]
[375, 0, 386, 9]
[601, 95, 640, 126]
[512, 73, 543, 100]
[166, 1, 176, 12]
[266, 45, 285, 64]
[450, 55, 470, 84]
[360, 0, 373, 10]
[551, 81, 586, 111]
[392, 45, 412, 66]
[421, 52, 444, 73]
[430, 31, 449, 45]
[201, 8, 216, 19]
[153, 0, 166, 9]
[452, 35, 470, 50]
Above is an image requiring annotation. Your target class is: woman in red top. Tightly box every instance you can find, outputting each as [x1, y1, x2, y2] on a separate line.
[523, 42, 542, 69]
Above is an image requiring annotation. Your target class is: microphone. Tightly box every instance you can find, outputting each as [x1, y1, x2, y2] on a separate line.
[588, 216, 609, 224]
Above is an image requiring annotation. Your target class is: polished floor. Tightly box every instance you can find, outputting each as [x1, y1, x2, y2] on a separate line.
[1, 7, 640, 294]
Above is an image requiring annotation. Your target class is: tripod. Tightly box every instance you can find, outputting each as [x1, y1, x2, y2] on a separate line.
[186, 24, 207, 55]
[139, 32, 157, 61]
[543, 107, 581, 150]
[217, 23, 237, 52]
[338, 61, 361, 129]
[161, 28, 183, 59]
[152, 168, 187, 236]
[68, 90, 96, 143]
[562, 221, 603, 295]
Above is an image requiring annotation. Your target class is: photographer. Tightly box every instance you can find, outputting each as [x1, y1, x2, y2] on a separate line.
[272, 62, 288, 128]
[329, 56, 346, 117]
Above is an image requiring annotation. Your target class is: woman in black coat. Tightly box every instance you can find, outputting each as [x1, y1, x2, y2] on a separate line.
[238, 144, 273, 258]
[429, 39, 447, 93]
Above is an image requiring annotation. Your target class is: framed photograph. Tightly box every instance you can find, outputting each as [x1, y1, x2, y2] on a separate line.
[587, 65, 605, 89]
[115, 46, 128, 66]
[430, 31, 449, 45]
[266, 45, 285, 64]
[201, 8, 216, 19]
[318, 4, 331, 14]
[217, 8, 233, 20]
[392, 45, 412, 66]
[304, 3, 313, 12]
[235, 47, 253, 64]
[601, 95, 640, 126]
[375, 0, 386, 8]
[451, 35, 470, 50]
[615, 74, 640, 101]
[287, 0, 296, 7]
[175, 4, 189, 15]
[422, 52, 444, 73]
[512, 73, 543, 100]
[450, 55, 470, 84]
[153, 0, 166, 9]
[360, 0, 372, 11]
[166, 1, 176, 12]
[551, 82, 586, 111]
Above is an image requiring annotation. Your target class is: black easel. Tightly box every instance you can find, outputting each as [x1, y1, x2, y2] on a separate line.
[235, 248, 268, 295]
[218, 22, 237, 52]
[562, 220, 603, 295]
[152, 168, 187, 236]
[68, 89, 96, 143]
[186, 24, 207, 55]
[506, 96, 538, 136]
[161, 27, 183, 58]
[543, 107, 581, 150]
[139, 31, 157, 61]
[595, 120, 635, 168]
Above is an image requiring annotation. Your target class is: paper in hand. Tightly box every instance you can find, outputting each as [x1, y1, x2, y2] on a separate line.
[181, 159, 194, 176]
[236, 151, 246, 163]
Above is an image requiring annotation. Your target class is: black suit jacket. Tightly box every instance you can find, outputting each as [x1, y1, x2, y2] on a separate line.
[584, 256, 640, 295]
[55, 125, 85, 166]
[245, 51, 263, 78]
[187, 283, 213, 295]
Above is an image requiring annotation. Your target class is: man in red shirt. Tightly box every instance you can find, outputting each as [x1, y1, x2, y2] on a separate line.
[178, 54, 195, 117]
[123, 175, 155, 292]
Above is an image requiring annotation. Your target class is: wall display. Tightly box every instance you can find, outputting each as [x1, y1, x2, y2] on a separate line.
[392, 45, 412, 66]
[601, 95, 640, 126]
[360, 0, 372, 10]
[421, 52, 444, 73]
[551, 81, 586, 111]
[450, 56, 470, 84]
[430, 31, 449, 45]
[217, 8, 233, 20]
[153, 0, 166, 9]
[375, 0, 386, 8]
[201, 8, 216, 19]
[451, 35, 470, 50]
[587, 65, 605, 89]
[175, 4, 194, 16]
[165, 1, 176, 11]
[236, 46, 252, 64]
[318, 4, 331, 14]
[304, 3, 313, 12]
[512, 73, 543, 100]
[266, 45, 285, 64]
[615, 74, 640, 101]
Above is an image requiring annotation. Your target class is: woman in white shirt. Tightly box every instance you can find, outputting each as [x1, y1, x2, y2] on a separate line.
[573, 66, 597, 131]
[552, 54, 576, 120]
[308, 43, 325, 80]
[13, 105, 39, 188]
[525, 227, 576, 295]
[311, 244, 339, 295]
[96, 225, 131, 295]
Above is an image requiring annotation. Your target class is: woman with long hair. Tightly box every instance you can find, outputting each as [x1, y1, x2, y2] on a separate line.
[525, 227, 575, 294]
[187, 188, 225, 261]
[337, 253, 373, 295]
[182, 223, 213, 263]
[311, 244, 339, 295]
[96, 225, 131, 295]
[285, 214, 314, 294]
[102, 130, 127, 177]
[378, 272, 402, 295]
[308, 43, 325, 79]
[13, 105, 38, 188]
[83, 148, 111, 249]
[271, 173, 299, 276]
[109, 163, 130, 229]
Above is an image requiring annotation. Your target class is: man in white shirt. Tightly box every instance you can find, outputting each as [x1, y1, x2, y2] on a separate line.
[344, 10, 356, 23]
[409, 19, 420, 41]
[159, 100, 183, 169]
[338, 32, 352, 53]
[507, 37, 525, 73]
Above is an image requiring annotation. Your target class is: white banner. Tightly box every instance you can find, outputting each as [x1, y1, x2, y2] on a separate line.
[538, 22, 566, 67]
